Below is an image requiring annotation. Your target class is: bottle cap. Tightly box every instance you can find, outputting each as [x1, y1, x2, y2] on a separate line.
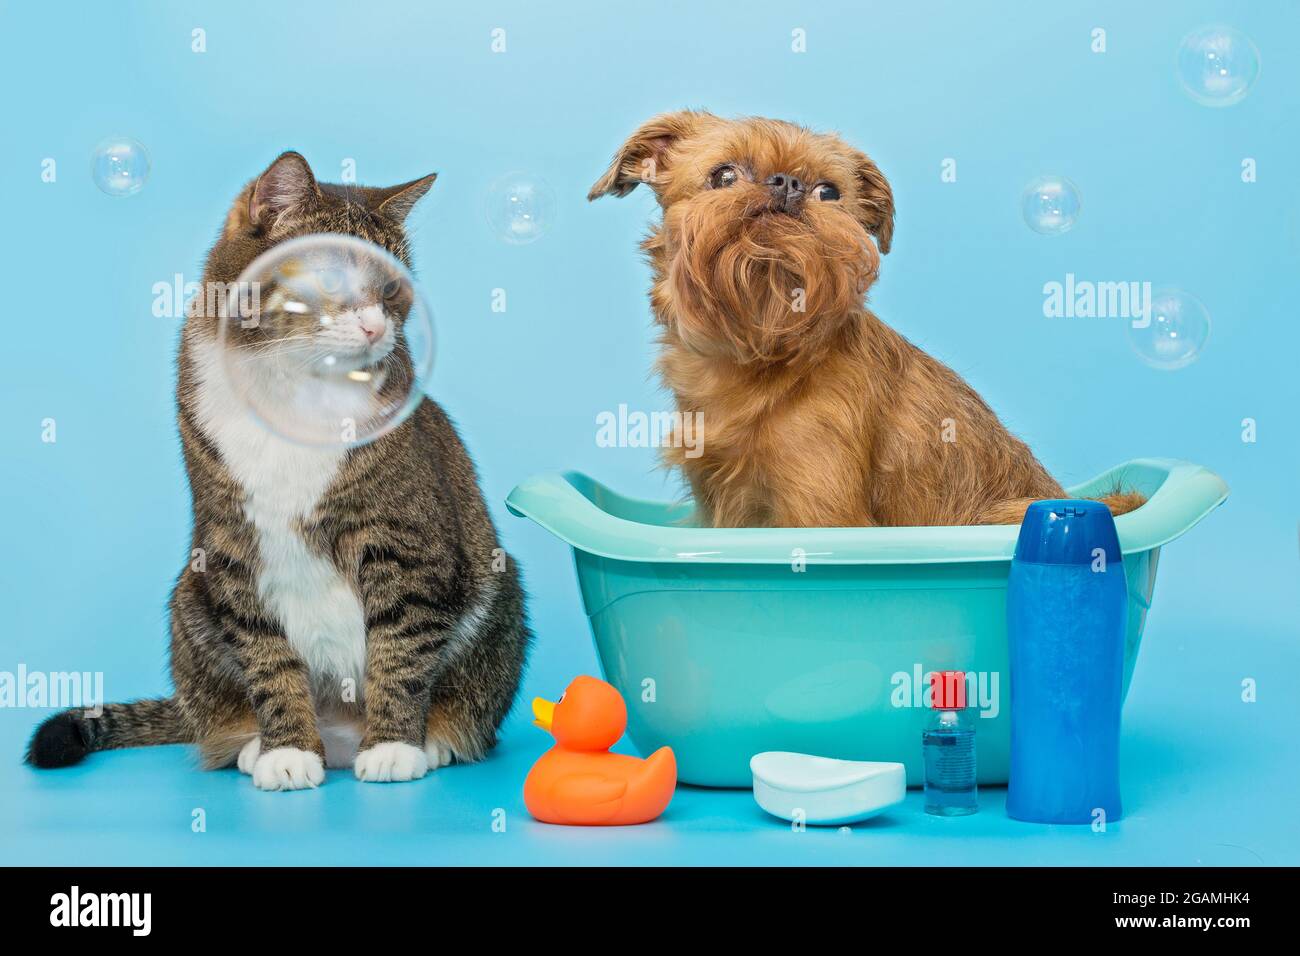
[929, 670, 967, 710]
[1012, 499, 1122, 567]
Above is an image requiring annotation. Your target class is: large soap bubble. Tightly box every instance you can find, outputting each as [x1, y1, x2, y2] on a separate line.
[1177, 25, 1260, 107]
[92, 136, 150, 196]
[215, 234, 435, 446]
[1127, 288, 1210, 371]
[1021, 176, 1081, 236]
[485, 172, 556, 244]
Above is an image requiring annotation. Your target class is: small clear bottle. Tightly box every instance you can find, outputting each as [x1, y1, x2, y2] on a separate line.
[923, 670, 978, 816]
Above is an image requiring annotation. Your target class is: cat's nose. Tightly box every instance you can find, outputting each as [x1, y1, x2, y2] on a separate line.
[360, 314, 386, 342]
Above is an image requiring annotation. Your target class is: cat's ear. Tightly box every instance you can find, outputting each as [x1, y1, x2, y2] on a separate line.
[242, 151, 321, 231]
[375, 173, 437, 223]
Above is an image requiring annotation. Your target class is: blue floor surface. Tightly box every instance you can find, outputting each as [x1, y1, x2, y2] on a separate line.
[3, 608, 1294, 867]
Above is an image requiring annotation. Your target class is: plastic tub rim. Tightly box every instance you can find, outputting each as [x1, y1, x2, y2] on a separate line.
[506, 458, 1229, 566]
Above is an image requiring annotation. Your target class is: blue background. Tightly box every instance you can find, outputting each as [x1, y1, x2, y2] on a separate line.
[1, 0, 1296, 865]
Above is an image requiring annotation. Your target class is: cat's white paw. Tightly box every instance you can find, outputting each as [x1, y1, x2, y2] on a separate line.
[252, 747, 325, 791]
[237, 736, 261, 775]
[424, 738, 455, 769]
[354, 741, 429, 783]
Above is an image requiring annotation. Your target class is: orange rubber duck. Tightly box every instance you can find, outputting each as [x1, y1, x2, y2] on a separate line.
[524, 675, 676, 826]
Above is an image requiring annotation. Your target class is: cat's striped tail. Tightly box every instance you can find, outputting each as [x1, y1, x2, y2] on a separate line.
[25, 697, 189, 768]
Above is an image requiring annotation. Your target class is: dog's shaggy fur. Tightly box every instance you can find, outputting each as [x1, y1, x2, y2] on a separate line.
[591, 111, 1144, 527]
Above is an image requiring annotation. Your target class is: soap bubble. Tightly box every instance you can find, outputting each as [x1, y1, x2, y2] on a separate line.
[1127, 288, 1210, 371]
[1021, 176, 1081, 235]
[485, 172, 556, 244]
[92, 136, 150, 196]
[215, 234, 435, 446]
[1177, 25, 1260, 107]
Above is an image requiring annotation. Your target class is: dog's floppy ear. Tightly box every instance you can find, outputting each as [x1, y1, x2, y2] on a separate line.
[587, 110, 716, 201]
[851, 150, 895, 254]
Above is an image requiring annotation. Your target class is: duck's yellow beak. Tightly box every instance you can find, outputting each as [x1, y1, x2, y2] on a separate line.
[532, 697, 555, 732]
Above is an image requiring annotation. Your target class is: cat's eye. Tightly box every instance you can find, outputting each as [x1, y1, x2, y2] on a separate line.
[381, 278, 403, 300]
[709, 165, 742, 189]
[317, 268, 344, 293]
[812, 182, 841, 201]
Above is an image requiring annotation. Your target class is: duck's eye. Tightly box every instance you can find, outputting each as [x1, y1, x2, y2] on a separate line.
[812, 182, 841, 201]
[709, 165, 741, 189]
[381, 278, 403, 300]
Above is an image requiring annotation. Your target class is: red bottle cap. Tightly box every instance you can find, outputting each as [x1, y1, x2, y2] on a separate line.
[929, 670, 967, 709]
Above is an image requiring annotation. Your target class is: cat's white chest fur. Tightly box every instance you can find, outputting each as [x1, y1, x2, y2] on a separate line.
[191, 340, 368, 690]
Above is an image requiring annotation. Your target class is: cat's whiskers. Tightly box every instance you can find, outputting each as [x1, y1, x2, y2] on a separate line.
[238, 335, 319, 358]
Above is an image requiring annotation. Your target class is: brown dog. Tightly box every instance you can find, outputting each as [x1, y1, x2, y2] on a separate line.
[589, 111, 1143, 528]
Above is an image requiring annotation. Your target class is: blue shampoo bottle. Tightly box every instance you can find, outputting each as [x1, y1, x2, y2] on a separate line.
[1006, 500, 1125, 825]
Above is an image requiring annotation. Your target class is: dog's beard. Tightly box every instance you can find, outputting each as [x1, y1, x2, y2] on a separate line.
[661, 189, 879, 365]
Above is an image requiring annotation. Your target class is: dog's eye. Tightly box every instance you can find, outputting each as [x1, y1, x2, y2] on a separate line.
[710, 165, 741, 189]
[812, 183, 841, 201]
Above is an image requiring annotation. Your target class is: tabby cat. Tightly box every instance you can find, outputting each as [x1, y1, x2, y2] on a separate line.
[27, 152, 531, 790]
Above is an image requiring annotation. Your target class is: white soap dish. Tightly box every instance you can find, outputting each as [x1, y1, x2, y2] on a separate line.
[750, 751, 907, 825]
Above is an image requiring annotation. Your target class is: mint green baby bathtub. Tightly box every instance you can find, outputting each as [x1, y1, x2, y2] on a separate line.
[507, 459, 1227, 787]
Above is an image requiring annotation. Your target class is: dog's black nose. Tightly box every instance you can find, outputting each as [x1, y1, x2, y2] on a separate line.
[765, 173, 805, 212]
